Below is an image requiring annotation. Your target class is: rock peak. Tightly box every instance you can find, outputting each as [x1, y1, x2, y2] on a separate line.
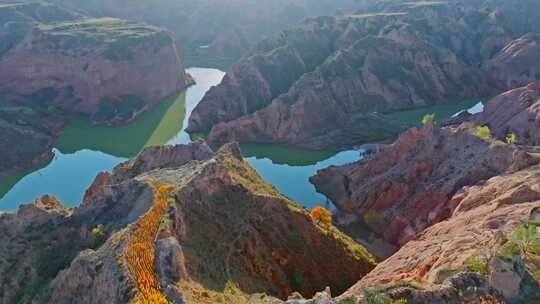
[112, 142, 214, 180]
[216, 142, 243, 161]
[34, 194, 64, 212]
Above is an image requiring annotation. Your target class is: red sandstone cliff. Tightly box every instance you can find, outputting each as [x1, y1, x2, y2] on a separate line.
[0, 2, 188, 176]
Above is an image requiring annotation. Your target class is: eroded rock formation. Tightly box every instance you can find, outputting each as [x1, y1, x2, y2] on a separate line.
[474, 83, 540, 146]
[0, 142, 375, 304]
[312, 123, 539, 247]
[337, 164, 540, 304]
[484, 34, 540, 90]
[0, 2, 188, 177]
[188, 0, 540, 150]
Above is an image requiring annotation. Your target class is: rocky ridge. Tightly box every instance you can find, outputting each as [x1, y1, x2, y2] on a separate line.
[46, 0, 366, 61]
[0, 142, 375, 304]
[484, 33, 540, 89]
[311, 123, 539, 247]
[308, 97, 540, 303]
[188, 0, 540, 150]
[337, 164, 540, 303]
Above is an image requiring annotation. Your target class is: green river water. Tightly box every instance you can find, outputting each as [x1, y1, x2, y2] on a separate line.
[0, 67, 486, 211]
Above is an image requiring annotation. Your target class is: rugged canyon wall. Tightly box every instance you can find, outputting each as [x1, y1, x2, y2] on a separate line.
[4, 140, 537, 304]
[336, 163, 540, 304]
[0, 2, 188, 177]
[474, 82, 540, 146]
[304, 79, 540, 303]
[306, 91, 540, 302]
[0, 143, 375, 304]
[45, 0, 366, 60]
[483, 34, 540, 90]
[188, 0, 540, 150]
[311, 123, 539, 247]
[0, 2, 188, 123]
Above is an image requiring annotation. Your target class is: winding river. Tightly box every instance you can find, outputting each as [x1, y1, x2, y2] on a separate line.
[0, 68, 360, 211]
[0, 67, 487, 211]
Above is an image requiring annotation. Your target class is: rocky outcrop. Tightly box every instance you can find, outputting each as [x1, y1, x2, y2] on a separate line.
[474, 83, 540, 146]
[483, 33, 540, 90]
[0, 118, 56, 178]
[337, 164, 540, 303]
[0, 2, 188, 177]
[203, 28, 486, 149]
[0, 195, 88, 304]
[0, 142, 375, 303]
[311, 124, 539, 247]
[188, 0, 540, 150]
[0, 2, 188, 124]
[109, 143, 214, 181]
[342, 273, 505, 304]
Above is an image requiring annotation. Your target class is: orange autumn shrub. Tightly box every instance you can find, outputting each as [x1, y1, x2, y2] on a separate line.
[124, 181, 175, 304]
[310, 206, 332, 227]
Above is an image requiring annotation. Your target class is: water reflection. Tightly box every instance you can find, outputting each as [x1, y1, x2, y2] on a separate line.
[0, 68, 225, 210]
[0, 66, 490, 211]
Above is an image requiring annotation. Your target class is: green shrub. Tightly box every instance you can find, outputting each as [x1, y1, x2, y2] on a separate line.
[506, 133, 518, 145]
[91, 224, 105, 248]
[498, 221, 540, 262]
[191, 134, 206, 142]
[0, 106, 35, 115]
[421, 113, 436, 125]
[464, 257, 489, 275]
[474, 126, 492, 140]
[47, 104, 57, 113]
[508, 222, 540, 258]
[364, 289, 392, 304]
[291, 270, 305, 292]
[95, 260, 104, 271]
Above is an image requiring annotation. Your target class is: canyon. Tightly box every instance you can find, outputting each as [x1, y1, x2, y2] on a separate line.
[310, 82, 540, 303]
[1, 0, 540, 303]
[188, 0, 540, 150]
[44, 0, 366, 62]
[0, 143, 375, 304]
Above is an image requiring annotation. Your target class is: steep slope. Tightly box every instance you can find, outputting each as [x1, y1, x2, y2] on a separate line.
[204, 30, 486, 149]
[188, 0, 540, 150]
[338, 164, 540, 304]
[0, 143, 375, 304]
[311, 123, 539, 247]
[0, 195, 88, 304]
[474, 82, 540, 146]
[0, 2, 188, 178]
[484, 34, 540, 89]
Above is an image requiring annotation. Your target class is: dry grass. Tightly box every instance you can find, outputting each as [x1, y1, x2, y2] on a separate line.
[124, 182, 175, 304]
